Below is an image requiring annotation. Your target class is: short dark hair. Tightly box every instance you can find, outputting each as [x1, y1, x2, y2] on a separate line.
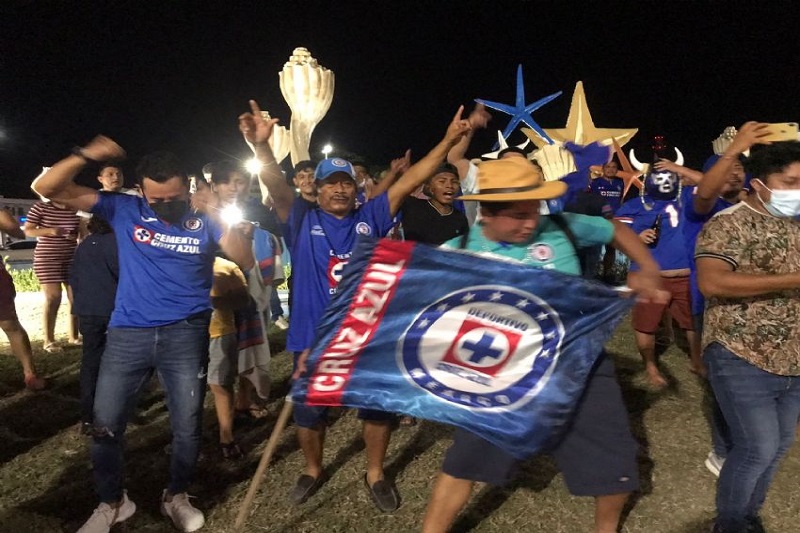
[88, 216, 113, 235]
[498, 147, 527, 159]
[350, 159, 369, 170]
[99, 161, 122, 174]
[294, 160, 316, 174]
[479, 201, 514, 215]
[209, 160, 242, 185]
[746, 141, 800, 182]
[135, 151, 187, 186]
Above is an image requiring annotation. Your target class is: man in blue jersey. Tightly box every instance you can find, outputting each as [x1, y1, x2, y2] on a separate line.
[680, 122, 769, 477]
[590, 161, 626, 281]
[615, 167, 699, 388]
[238, 100, 472, 511]
[33, 137, 254, 533]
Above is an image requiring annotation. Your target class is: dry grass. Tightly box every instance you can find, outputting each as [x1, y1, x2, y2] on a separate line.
[0, 299, 798, 532]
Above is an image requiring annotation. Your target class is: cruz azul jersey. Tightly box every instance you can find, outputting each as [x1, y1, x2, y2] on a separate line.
[589, 176, 625, 213]
[680, 186, 736, 315]
[283, 193, 395, 352]
[91, 192, 223, 328]
[615, 197, 689, 271]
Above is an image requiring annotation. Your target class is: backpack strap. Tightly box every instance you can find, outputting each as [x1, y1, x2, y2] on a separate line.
[548, 213, 580, 253]
[458, 231, 470, 249]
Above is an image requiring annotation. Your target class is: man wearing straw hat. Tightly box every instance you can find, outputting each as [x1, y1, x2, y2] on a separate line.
[423, 156, 669, 533]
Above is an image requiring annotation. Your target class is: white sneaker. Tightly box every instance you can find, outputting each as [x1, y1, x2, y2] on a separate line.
[705, 451, 725, 478]
[77, 492, 136, 533]
[161, 490, 205, 532]
[274, 316, 289, 330]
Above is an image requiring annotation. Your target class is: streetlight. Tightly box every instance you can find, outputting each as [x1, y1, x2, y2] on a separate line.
[321, 144, 333, 159]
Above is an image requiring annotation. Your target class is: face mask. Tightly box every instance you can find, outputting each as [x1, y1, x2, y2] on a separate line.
[149, 200, 189, 224]
[755, 180, 800, 217]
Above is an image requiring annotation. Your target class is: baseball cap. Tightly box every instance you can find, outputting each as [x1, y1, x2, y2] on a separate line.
[315, 158, 356, 182]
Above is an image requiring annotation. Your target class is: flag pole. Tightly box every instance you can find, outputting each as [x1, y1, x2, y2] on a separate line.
[233, 398, 294, 532]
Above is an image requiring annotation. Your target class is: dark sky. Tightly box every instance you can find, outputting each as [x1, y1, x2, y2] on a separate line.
[1, 1, 798, 197]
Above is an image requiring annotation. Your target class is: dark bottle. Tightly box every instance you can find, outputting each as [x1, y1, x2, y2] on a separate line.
[648, 214, 662, 248]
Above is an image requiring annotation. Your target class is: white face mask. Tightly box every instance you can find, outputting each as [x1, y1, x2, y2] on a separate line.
[755, 179, 800, 217]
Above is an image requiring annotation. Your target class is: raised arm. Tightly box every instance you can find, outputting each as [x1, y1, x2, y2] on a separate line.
[653, 159, 704, 186]
[694, 122, 770, 215]
[387, 106, 472, 215]
[447, 103, 491, 180]
[31, 136, 124, 212]
[369, 149, 410, 200]
[239, 100, 295, 223]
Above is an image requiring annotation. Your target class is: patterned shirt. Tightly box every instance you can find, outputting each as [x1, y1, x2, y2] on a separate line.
[695, 202, 800, 375]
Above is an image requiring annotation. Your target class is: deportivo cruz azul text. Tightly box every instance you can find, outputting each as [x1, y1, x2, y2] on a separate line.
[307, 245, 409, 402]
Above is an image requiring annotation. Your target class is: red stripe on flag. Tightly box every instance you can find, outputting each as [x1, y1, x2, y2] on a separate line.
[305, 239, 414, 405]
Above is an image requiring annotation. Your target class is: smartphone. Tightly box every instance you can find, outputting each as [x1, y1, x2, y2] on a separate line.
[763, 122, 798, 142]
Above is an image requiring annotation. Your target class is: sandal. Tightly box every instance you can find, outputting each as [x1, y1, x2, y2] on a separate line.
[220, 441, 243, 460]
[235, 404, 269, 420]
[43, 342, 64, 354]
[67, 338, 83, 346]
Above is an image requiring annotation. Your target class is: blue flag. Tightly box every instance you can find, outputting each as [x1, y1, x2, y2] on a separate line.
[290, 238, 633, 459]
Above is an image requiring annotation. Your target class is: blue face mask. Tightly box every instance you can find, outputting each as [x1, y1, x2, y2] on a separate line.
[755, 180, 800, 218]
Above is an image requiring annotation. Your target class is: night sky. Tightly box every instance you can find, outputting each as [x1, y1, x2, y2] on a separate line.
[1, 1, 798, 198]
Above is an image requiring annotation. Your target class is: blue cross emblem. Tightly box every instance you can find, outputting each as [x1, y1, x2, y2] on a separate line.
[462, 332, 504, 364]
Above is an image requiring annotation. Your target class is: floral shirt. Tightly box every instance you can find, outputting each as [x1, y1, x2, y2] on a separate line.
[696, 202, 800, 375]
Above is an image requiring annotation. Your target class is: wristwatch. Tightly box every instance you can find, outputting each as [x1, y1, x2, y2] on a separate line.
[71, 146, 99, 163]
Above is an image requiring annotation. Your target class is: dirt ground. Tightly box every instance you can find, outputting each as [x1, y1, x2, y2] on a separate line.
[0, 294, 798, 532]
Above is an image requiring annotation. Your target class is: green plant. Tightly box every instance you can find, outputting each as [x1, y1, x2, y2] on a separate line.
[276, 263, 291, 291]
[3, 256, 40, 292]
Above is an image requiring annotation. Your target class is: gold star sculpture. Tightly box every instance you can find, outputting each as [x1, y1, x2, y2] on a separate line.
[543, 82, 638, 147]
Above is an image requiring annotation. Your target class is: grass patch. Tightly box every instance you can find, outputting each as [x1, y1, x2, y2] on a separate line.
[0, 320, 798, 532]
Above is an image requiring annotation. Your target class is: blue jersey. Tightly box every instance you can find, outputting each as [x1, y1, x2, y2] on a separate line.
[615, 197, 689, 271]
[681, 186, 736, 315]
[589, 177, 625, 213]
[90, 192, 223, 328]
[283, 193, 395, 351]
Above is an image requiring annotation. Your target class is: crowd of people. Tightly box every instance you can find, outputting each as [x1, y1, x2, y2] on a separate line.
[0, 100, 797, 533]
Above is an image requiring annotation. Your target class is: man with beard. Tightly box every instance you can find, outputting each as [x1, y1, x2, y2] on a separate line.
[239, 99, 471, 512]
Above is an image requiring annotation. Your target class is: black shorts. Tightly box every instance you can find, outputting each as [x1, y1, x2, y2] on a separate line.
[441, 355, 640, 496]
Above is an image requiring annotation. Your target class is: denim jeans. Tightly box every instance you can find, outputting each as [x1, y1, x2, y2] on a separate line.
[706, 342, 800, 531]
[91, 312, 211, 503]
[79, 315, 111, 424]
[270, 288, 283, 319]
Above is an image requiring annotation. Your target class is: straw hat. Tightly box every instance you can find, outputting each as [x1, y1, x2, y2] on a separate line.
[459, 158, 567, 202]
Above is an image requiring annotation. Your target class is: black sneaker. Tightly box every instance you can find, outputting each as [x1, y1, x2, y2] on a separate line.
[363, 475, 400, 512]
[746, 516, 766, 533]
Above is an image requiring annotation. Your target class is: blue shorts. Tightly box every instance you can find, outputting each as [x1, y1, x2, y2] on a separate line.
[292, 352, 396, 428]
[442, 355, 639, 496]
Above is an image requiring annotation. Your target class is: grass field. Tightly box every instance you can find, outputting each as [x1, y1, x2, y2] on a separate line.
[0, 300, 798, 533]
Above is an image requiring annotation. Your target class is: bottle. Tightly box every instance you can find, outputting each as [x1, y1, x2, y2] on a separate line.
[648, 214, 662, 248]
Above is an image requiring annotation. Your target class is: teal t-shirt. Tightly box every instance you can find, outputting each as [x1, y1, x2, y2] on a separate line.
[442, 213, 614, 276]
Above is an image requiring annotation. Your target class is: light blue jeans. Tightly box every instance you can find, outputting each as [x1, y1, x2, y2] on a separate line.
[90, 312, 210, 503]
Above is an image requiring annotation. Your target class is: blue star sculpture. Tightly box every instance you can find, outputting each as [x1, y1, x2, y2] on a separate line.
[475, 64, 561, 148]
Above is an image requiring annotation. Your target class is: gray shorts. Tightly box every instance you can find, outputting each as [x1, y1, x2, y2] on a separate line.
[208, 333, 238, 387]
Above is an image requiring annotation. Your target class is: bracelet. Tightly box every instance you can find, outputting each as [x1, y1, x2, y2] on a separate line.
[70, 146, 99, 164]
[719, 153, 740, 161]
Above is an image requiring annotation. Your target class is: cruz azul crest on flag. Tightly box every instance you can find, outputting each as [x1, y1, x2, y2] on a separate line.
[291, 238, 632, 459]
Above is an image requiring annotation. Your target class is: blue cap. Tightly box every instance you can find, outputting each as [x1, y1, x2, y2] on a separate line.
[314, 158, 355, 181]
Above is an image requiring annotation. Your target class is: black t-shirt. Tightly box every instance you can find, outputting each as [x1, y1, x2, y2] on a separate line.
[401, 197, 469, 245]
[243, 197, 282, 238]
